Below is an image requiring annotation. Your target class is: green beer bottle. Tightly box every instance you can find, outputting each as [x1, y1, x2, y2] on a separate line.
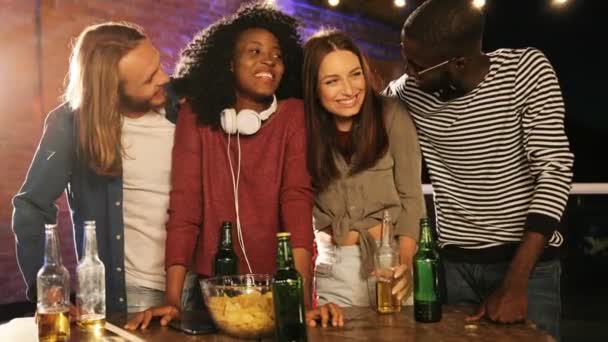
[413, 218, 442, 322]
[213, 221, 238, 276]
[272, 232, 308, 342]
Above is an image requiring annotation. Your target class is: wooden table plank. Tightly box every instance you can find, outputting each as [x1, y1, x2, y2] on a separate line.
[307, 306, 553, 342]
[65, 306, 552, 341]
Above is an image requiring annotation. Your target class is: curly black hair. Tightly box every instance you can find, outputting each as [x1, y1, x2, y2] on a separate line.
[173, 1, 303, 127]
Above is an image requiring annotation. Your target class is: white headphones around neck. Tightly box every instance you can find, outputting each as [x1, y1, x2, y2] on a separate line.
[220, 95, 278, 135]
[222, 95, 278, 274]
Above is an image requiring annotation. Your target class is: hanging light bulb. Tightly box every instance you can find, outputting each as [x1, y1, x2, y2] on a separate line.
[394, 0, 406, 7]
[472, 0, 486, 9]
[328, 0, 340, 7]
[552, 0, 569, 7]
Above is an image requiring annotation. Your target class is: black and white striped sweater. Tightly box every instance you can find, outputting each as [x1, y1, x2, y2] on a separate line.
[386, 48, 574, 262]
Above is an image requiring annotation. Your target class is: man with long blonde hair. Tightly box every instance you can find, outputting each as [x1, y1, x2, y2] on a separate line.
[12, 22, 187, 314]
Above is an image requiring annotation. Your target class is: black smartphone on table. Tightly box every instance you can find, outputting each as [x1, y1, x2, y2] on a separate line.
[168, 310, 217, 335]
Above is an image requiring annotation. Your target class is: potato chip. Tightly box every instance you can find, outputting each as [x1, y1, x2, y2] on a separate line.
[207, 290, 275, 339]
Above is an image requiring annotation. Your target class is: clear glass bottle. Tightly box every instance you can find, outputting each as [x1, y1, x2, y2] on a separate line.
[374, 210, 401, 314]
[36, 223, 70, 341]
[76, 221, 106, 330]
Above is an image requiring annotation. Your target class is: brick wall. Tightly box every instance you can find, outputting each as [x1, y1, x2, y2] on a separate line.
[0, 0, 402, 304]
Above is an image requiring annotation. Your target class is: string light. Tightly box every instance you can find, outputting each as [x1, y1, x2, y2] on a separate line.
[328, 0, 340, 7]
[552, 0, 569, 7]
[472, 0, 486, 9]
[394, 0, 406, 8]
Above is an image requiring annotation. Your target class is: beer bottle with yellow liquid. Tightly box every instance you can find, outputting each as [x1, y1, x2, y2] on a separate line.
[76, 221, 106, 331]
[374, 210, 401, 314]
[36, 223, 70, 341]
[272, 232, 308, 342]
[413, 218, 442, 322]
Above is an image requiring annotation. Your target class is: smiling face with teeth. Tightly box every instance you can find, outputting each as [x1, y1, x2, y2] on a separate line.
[232, 28, 284, 112]
[317, 49, 366, 132]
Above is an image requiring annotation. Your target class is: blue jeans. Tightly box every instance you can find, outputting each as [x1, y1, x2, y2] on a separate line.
[126, 271, 203, 313]
[443, 259, 561, 341]
[126, 285, 165, 313]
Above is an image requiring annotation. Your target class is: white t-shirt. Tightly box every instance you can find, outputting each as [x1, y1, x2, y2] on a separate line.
[121, 109, 175, 291]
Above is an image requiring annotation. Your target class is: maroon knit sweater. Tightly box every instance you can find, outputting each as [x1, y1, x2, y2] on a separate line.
[165, 98, 313, 276]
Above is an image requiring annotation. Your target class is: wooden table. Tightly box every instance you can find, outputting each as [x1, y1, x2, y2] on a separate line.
[68, 306, 553, 341]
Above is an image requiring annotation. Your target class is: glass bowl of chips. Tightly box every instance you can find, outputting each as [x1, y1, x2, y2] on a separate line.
[200, 274, 274, 340]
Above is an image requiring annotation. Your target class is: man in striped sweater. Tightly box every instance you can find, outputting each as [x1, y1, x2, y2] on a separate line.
[385, 0, 573, 339]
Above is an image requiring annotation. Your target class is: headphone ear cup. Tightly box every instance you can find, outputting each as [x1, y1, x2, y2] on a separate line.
[236, 110, 262, 135]
[221, 108, 238, 134]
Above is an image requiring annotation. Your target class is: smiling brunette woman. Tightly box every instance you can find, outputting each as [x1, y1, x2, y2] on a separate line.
[303, 29, 427, 308]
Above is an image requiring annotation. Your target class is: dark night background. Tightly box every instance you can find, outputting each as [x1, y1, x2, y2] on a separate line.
[483, 0, 605, 182]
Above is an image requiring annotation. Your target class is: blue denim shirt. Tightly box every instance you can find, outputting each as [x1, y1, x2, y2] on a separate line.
[12, 94, 179, 313]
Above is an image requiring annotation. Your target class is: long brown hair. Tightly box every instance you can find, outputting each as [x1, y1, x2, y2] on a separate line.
[63, 22, 146, 176]
[303, 29, 388, 191]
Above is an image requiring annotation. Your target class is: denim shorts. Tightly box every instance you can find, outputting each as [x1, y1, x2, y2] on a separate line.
[315, 243, 374, 307]
[315, 241, 415, 308]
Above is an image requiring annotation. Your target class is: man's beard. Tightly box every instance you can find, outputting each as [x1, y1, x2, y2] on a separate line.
[119, 92, 162, 114]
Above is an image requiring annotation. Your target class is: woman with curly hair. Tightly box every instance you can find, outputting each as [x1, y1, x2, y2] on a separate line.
[126, 2, 343, 330]
[302, 30, 426, 308]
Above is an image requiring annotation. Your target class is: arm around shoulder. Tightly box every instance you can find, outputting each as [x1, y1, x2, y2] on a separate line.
[165, 103, 203, 270]
[383, 97, 426, 242]
[280, 99, 313, 253]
